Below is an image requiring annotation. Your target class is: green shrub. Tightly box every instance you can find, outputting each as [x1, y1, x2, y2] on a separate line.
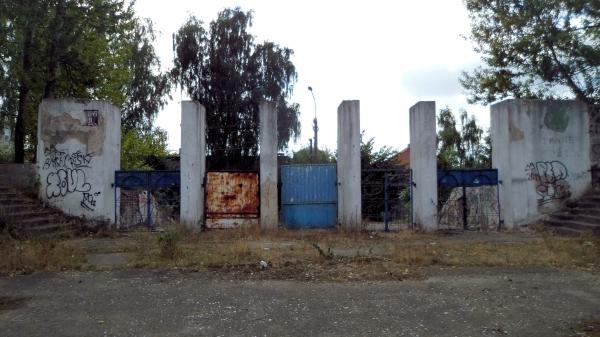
[157, 230, 179, 259]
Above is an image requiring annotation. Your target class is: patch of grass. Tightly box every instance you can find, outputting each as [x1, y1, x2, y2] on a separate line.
[0, 235, 85, 275]
[126, 225, 599, 280]
[390, 234, 600, 269]
[194, 226, 436, 245]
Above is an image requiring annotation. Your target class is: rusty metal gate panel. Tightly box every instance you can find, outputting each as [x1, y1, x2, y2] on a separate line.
[205, 171, 259, 228]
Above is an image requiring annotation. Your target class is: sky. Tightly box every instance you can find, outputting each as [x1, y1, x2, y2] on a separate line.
[134, 0, 488, 154]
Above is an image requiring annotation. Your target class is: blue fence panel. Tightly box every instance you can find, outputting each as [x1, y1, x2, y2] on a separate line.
[149, 171, 180, 189]
[115, 170, 180, 189]
[281, 164, 337, 229]
[437, 169, 498, 188]
[115, 171, 149, 189]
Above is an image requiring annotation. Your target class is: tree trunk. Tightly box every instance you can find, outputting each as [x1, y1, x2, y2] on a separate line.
[14, 26, 33, 164]
[43, 0, 66, 99]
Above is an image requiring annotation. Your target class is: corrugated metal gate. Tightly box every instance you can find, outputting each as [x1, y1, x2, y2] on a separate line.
[205, 171, 259, 228]
[280, 164, 337, 229]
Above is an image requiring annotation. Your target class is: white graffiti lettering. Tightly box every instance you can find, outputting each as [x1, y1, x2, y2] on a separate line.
[46, 169, 92, 199]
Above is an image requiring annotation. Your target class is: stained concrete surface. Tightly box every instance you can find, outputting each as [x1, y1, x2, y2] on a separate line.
[1, 268, 598, 337]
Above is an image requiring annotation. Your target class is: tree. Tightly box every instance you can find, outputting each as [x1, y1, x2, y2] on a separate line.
[437, 108, 491, 169]
[0, 0, 170, 162]
[121, 19, 170, 132]
[360, 133, 399, 170]
[359, 134, 409, 223]
[121, 127, 170, 170]
[171, 8, 300, 168]
[461, 0, 600, 107]
[291, 145, 335, 164]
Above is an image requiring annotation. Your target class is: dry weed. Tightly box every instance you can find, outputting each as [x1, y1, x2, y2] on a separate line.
[0, 235, 84, 275]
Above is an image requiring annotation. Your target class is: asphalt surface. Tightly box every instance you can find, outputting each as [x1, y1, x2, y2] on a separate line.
[0, 268, 599, 337]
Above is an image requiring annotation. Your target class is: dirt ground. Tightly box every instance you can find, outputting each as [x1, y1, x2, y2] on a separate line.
[0, 267, 599, 337]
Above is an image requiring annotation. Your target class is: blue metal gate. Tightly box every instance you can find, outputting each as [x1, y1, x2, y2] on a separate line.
[281, 164, 337, 229]
[114, 170, 180, 229]
[437, 169, 501, 230]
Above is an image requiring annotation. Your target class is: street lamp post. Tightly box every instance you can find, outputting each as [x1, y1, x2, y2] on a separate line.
[308, 86, 318, 160]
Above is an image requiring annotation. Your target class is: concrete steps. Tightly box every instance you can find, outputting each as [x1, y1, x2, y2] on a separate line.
[543, 191, 600, 236]
[0, 185, 80, 236]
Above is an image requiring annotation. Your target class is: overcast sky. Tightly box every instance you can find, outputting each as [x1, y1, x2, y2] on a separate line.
[134, 0, 488, 153]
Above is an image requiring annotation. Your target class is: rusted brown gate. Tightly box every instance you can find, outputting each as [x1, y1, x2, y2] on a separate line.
[205, 171, 259, 228]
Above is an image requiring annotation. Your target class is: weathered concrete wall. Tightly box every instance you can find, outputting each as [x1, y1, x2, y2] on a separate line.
[491, 99, 591, 228]
[180, 101, 206, 229]
[36, 99, 120, 223]
[260, 101, 278, 230]
[409, 101, 437, 231]
[337, 100, 361, 231]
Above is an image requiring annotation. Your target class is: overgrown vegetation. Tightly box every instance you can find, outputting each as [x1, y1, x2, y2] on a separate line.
[437, 107, 491, 169]
[125, 227, 600, 281]
[1, 226, 598, 280]
[171, 8, 301, 166]
[121, 127, 171, 170]
[0, 235, 84, 276]
[157, 230, 179, 259]
[462, 0, 600, 107]
[360, 133, 399, 170]
[1, 0, 170, 162]
[291, 145, 336, 164]
[391, 235, 599, 268]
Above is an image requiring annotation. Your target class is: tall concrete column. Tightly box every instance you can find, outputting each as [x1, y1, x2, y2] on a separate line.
[337, 100, 361, 231]
[409, 101, 437, 231]
[260, 101, 278, 230]
[180, 101, 206, 229]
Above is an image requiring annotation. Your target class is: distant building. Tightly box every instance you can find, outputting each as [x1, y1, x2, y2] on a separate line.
[393, 145, 410, 167]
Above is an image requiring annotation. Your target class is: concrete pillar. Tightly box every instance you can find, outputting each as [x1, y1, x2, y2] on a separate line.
[409, 101, 437, 231]
[259, 101, 278, 230]
[337, 100, 362, 231]
[36, 99, 120, 223]
[180, 101, 206, 229]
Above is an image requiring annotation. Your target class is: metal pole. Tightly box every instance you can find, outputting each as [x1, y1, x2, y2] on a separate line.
[308, 86, 318, 153]
[462, 185, 467, 230]
[146, 189, 152, 230]
[496, 183, 501, 230]
[384, 172, 389, 232]
[409, 169, 414, 230]
[114, 182, 117, 229]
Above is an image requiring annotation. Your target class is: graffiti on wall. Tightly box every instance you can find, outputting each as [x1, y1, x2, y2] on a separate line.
[81, 192, 101, 211]
[525, 161, 571, 205]
[43, 148, 100, 211]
